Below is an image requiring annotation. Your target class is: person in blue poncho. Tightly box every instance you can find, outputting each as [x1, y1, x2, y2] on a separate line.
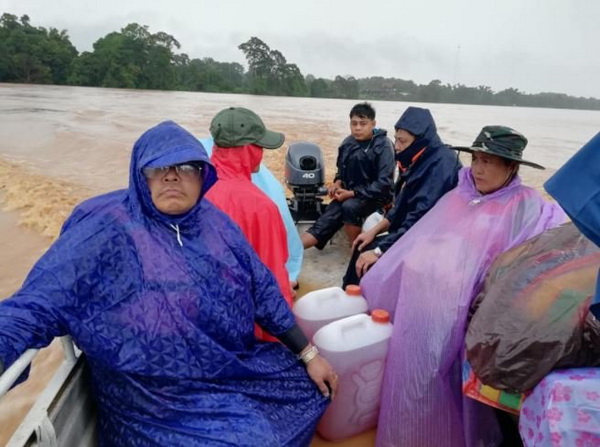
[0, 121, 336, 446]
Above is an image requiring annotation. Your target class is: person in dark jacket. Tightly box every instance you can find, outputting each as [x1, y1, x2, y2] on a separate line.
[343, 107, 461, 287]
[301, 102, 395, 249]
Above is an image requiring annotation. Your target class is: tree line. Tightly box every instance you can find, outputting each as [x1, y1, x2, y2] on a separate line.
[1, 13, 599, 111]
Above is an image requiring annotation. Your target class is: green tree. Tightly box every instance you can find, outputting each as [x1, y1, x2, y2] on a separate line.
[174, 56, 245, 93]
[0, 13, 77, 84]
[494, 88, 522, 106]
[238, 37, 273, 94]
[418, 79, 444, 103]
[68, 51, 102, 86]
[331, 75, 359, 99]
[309, 78, 331, 97]
[69, 23, 180, 89]
[238, 37, 308, 96]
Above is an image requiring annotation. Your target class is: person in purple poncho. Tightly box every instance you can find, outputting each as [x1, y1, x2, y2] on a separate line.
[0, 121, 337, 446]
[360, 126, 567, 447]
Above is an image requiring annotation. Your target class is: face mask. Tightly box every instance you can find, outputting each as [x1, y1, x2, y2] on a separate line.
[395, 136, 427, 168]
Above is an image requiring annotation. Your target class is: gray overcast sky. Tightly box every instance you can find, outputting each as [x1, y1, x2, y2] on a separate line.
[2, 0, 600, 98]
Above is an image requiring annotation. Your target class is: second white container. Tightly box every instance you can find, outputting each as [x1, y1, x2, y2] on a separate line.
[313, 310, 393, 441]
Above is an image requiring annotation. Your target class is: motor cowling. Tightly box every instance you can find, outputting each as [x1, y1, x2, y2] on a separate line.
[285, 142, 328, 222]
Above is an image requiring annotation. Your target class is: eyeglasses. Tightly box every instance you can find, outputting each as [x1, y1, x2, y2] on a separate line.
[143, 163, 203, 179]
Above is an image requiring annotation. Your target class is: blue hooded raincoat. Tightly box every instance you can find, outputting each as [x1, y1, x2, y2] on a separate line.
[0, 121, 327, 446]
[378, 106, 461, 252]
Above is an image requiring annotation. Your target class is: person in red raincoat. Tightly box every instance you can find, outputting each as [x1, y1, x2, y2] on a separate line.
[205, 107, 293, 341]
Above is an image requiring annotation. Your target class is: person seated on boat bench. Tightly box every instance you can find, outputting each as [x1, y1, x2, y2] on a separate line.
[300, 102, 395, 249]
[0, 121, 337, 447]
[199, 136, 303, 295]
[204, 107, 295, 340]
[343, 107, 461, 287]
[359, 125, 566, 447]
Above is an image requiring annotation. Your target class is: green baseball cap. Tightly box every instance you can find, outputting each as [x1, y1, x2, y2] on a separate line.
[453, 125, 544, 170]
[210, 107, 285, 149]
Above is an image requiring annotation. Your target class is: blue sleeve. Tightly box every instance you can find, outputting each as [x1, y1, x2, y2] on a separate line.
[249, 254, 297, 336]
[0, 263, 68, 384]
[384, 177, 405, 224]
[252, 165, 303, 282]
[284, 225, 303, 283]
[217, 212, 296, 336]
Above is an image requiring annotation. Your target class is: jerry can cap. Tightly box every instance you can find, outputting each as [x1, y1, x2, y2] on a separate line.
[371, 309, 390, 323]
[345, 285, 362, 296]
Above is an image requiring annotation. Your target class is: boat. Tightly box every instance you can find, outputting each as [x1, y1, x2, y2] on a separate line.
[0, 337, 96, 446]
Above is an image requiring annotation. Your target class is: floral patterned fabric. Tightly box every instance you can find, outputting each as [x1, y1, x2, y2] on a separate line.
[519, 368, 600, 446]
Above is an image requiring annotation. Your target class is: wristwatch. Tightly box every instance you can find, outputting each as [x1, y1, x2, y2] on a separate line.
[373, 246, 383, 257]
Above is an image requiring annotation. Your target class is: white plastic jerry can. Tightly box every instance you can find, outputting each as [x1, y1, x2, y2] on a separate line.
[313, 310, 393, 441]
[292, 285, 368, 341]
[362, 211, 384, 233]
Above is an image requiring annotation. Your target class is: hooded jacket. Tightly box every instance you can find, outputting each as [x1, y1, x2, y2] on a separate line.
[0, 121, 326, 446]
[377, 107, 461, 252]
[334, 128, 395, 205]
[204, 144, 293, 342]
[199, 137, 303, 283]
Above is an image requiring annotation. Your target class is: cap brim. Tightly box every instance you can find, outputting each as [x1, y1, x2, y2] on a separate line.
[255, 129, 285, 149]
[451, 146, 545, 170]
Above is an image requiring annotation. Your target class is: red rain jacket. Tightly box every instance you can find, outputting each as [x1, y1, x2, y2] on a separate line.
[205, 144, 293, 341]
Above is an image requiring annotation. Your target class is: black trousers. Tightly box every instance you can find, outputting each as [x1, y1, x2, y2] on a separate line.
[342, 237, 385, 288]
[497, 409, 523, 446]
[306, 198, 379, 250]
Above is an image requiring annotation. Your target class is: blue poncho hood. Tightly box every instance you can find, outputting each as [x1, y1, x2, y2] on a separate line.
[129, 120, 218, 224]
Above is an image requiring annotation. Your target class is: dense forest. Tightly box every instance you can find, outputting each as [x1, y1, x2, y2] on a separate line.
[1, 13, 599, 111]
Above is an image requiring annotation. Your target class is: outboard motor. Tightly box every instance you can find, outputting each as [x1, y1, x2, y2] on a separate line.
[285, 142, 328, 223]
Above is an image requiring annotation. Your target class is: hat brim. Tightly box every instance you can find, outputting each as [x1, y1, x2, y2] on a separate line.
[452, 146, 545, 170]
[255, 129, 285, 149]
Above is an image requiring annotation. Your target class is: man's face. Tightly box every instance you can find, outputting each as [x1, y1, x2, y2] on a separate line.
[394, 129, 416, 153]
[145, 163, 203, 215]
[350, 115, 376, 142]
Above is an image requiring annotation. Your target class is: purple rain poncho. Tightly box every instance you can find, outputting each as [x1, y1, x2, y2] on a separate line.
[0, 121, 327, 446]
[360, 167, 567, 447]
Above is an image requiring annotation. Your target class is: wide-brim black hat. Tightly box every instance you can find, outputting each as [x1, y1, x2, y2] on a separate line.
[453, 125, 545, 170]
